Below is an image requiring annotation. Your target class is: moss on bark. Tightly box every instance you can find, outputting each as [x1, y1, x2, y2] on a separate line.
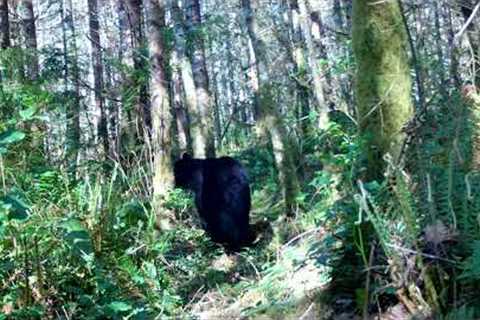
[353, 0, 413, 179]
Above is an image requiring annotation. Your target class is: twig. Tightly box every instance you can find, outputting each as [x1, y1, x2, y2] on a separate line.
[184, 285, 206, 309]
[385, 243, 456, 264]
[281, 226, 323, 251]
[455, 2, 480, 42]
[363, 243, 376, 320]
[299, 303, 315, 320]
[236, 252, 261, 280]
[397, 0, 425, 112]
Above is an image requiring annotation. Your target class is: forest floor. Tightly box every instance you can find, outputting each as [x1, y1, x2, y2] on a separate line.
[175, 188, 341, 319]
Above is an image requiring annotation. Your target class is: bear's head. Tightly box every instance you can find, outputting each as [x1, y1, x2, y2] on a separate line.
[173, 153, 202, 191]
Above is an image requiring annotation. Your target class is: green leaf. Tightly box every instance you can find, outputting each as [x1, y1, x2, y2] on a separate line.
[0, 129, 25, 147]
[108, 301, 132, 313]
[19, 107, 37, 120]
[1, 194, 29, 220]
[62, 218, 94, 259]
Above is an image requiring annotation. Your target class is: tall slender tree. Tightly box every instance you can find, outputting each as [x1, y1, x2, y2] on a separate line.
[242, 0, 300, 216]
[171, 48, 190, 154]
[125, 0, 151, 142]
[87, 0, 109, 158]
[19, 0, 38, 80]
[62, 0, 81, 174]
[458, 0, 480, 85]
[295, 0, 329, 128]
[184, 0, 216, 158]
[0, 0, 10, 49]
[172, 1, 208, 158]
[147, 0, 174, 228]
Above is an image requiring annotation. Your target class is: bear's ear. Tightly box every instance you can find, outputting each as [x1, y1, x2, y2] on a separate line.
[182, 152, 192, 160]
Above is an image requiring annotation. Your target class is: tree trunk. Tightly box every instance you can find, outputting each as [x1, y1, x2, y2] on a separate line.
[19, 0, 38, 80]
[432, 0, 445, 96]
[171, 46, 190, 154]
[87, 0, 109, 159]
[444, 2, 460, 88]
[352, 0, 414, 180]
[125, 0, 151, 143]
[147, 0, 174, 229]
[242, 0, 300, 216]
[294, 0, 329, 129]
[286, 0, 312, 138]
[171, 1, 209, 159]
[62, 0, 81, 175]
[184, 0, 216, 158]
[458, 0, 480, 86]
[0, 0, 10, 49]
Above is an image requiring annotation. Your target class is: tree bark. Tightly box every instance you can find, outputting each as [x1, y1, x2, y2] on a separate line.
[0, 0, 10, 49]
[171, 1, 210, 158]
[184, 0, 216, 158]
[62, 0, 81, 175]
[242, 0, 300, 216]
[286, 0, 312, 138]
[125, 0, 151, 143]
[353, 0, 414, 180]
[171, 46, 190, 154]
[458, 0, 480, 86]
[294, 0, 329, 129]
[19, 0, 38, 80]
[444, 3, 460, 88]
[147, 0, 174, 228]
[87, 0, 109, 158]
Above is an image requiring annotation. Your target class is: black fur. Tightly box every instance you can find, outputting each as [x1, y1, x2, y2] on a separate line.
[174, 153, 252, 250]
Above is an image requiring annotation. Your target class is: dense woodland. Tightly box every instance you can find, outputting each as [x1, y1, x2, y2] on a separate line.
[1, 0, 480, 318]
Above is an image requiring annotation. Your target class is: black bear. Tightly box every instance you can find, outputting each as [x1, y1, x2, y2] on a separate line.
[173, 153, 252, 250]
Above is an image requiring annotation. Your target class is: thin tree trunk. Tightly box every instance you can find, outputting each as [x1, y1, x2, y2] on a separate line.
[458, 0, 480, 86]
[19, 0, 38, 80]
[115, 0, 134, 163]
[171, 47, 190, 154]
[0, 0, 10, 49]
[432, 0, 446, 96]
[171, 1, 209, 158]
[125, 0, 151, 142]
[242, 0, 300, 216]
[333, 0, 344, 31]
[87, 0, 109, 159]
[295, 0, 329, 128]
[308, 2, 332, 101]
[147, 0, 174, 229]
[11, 5, 25, 80]
[286, 0, 312, 137]
[444, 3, 460, 87]
[184, 0, 216, 157]
[61, 0, 81, 175]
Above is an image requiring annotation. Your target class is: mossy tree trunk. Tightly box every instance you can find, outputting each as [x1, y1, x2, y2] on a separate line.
[147, 0, 174, 229]
[242, 0, 300, 216]
[352, 0, 414, 180]
[125, 0, 151, 145]
[184, 0, 216, 158]
[283, 0, 311, 139]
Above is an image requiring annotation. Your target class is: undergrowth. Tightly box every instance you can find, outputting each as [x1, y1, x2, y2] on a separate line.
[2, 90, 480, 319]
